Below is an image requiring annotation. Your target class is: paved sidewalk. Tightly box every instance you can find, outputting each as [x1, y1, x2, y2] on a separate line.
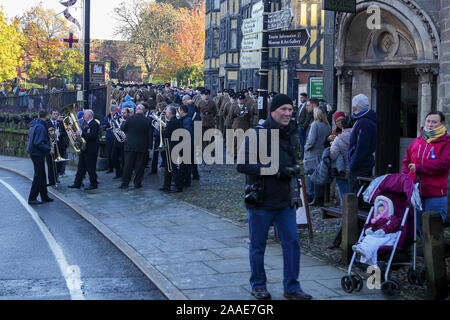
[0, 155, 394, 300]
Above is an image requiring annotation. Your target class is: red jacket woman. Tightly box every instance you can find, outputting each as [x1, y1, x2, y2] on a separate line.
[401, 111, 449, 236]
[401, 122, 450, 198]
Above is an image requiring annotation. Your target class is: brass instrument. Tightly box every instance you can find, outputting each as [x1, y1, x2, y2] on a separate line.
[149, 111, 167, 132]
[63, 106, 86, 154]
[151, 111, 172, 173]
[48, 127, 69, 163]
[111, 117, 126, 143]
[48, 126, 68, 187]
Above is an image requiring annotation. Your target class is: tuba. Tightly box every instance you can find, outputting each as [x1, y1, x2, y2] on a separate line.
[111, 117, 126, 143]
[63, 105, 86, 154]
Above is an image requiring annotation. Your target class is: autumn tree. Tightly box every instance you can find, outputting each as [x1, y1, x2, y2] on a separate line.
[114, 0, 180, 82]
[17, 5, 83, 86]
[0, 7, 25, 82]
[157, 1, 205, 83]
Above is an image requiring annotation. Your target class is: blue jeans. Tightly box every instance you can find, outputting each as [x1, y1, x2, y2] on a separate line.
[248, 206, 302, 293]
[336, 178, 350, 205]
[417, 196, 448, 239]
[298, 127, 306, 160]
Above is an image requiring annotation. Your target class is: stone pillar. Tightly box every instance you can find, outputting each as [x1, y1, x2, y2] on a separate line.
[415, 67, 438, 136]
[337, 69, 353, 114]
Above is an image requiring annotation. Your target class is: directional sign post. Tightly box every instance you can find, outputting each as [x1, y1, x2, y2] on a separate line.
[323, 0, 357, 13]
[268, 29, 310, 48]
[267, 8, 293, 31]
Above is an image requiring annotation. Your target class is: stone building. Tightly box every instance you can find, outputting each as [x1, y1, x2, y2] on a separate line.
[204, 0, 326, 100]
[327, 0, 449, 202]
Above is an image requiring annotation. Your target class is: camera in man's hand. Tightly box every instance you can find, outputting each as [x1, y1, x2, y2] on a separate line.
[277, 165, 301, 179]
[245, 183, 263, 205]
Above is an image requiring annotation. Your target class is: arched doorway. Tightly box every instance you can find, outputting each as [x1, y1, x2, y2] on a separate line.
[335, 0, 440, 175]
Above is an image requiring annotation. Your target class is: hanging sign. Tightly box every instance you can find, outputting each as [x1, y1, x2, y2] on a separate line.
[242, 17, 263, 35]
[268, 29, 310, 48]
[251, 1, 264, 17]
[240, 51, 261, 69]
[241, 33, 263, 51]
[267, 8, 293, 31]
[323, 0, 357, 13]
[90, 62, 106, 83]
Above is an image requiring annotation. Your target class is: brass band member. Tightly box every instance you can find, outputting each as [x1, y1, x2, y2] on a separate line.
[158, 104, 183, 193]
[119, 104, 153, 189]
[45, 109, 60, 186]
[69, 109, 100, 190]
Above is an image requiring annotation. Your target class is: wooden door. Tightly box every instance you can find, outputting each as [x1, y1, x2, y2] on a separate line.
[376, 69, 401, 175]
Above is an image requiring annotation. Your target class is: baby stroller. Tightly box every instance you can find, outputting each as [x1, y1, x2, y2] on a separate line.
[341, 173, 423, 297]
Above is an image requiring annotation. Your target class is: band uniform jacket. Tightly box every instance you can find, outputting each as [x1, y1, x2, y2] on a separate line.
[162, 117, 183, 151]
[228, 104, 251, 131]
[45, 119, 68, 150]
[121, 113, 153, 153]
[198, 99, 217, 128]
[81, 119, 100, 154]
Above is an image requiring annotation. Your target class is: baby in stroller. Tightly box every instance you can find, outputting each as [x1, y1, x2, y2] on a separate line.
[352, 195, 401, 266]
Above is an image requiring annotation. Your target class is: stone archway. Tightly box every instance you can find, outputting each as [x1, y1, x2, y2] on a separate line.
[334, 0, 440, 116]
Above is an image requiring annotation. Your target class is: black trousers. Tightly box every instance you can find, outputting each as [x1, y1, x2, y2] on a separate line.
[162, 150, 183, 190]
[56, 144, 68, 175]
[45, 153, 57, 185]
[122, 151, 146, 187]
[180, 163, 192, 186]
[348, 167, 373, 194]
[106, 139, 114, 171]
[112, 144, 124, 177]
[29, 156, 49, 201]
[151, 137, 164, 172]
[74, 152, 98, 187]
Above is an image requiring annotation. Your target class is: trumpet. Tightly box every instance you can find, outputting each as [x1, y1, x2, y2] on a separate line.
[63, 106, 86, 154]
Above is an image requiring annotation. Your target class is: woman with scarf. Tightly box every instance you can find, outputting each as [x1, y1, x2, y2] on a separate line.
[402, 111, 450, 237]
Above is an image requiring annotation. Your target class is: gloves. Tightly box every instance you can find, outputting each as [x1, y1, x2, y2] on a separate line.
[365, 228, 373, 235]
[276, 166, 295, 179]
[374, 229, 385, 237]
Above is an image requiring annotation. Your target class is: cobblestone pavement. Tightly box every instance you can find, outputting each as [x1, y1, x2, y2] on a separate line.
[162, 162, 450, 300]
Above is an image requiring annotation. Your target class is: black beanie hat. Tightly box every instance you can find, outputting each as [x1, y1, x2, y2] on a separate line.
[270, 94, 293, 112]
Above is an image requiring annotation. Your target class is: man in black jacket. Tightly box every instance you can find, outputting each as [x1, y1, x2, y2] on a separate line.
[159, 104, 183, 193]
[26, 110, 54, 205]
[69, 109, 99, 190]
[237, 94, 312, 301]
[45, 109, 61, 186]
[119, 104, 153, 189]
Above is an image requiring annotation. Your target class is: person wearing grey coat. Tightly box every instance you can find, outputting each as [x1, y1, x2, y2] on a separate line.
[304, 114, 331, 206]
[330, 126, 352, 204]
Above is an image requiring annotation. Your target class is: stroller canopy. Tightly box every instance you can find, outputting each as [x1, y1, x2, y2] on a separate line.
[363, 174, 422, 211]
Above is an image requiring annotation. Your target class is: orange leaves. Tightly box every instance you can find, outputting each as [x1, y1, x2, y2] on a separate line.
[155, 1, 205, 79]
